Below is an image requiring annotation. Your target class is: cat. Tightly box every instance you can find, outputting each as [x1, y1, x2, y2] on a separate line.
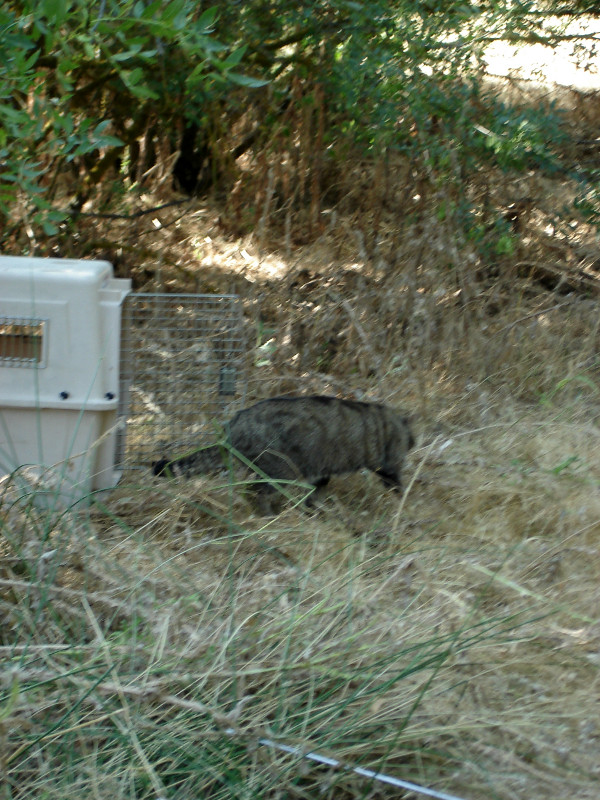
[153, 395, 414, 512]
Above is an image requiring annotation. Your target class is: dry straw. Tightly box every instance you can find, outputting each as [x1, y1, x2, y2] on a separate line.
[2, 106, 600, 797]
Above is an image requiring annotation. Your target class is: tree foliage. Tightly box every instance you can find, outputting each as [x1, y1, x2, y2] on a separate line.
[0, 0, 595, 247]
[1, 0, 257, 235]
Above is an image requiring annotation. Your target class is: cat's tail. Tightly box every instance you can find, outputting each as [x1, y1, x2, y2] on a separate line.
[152, 445, 224, 477]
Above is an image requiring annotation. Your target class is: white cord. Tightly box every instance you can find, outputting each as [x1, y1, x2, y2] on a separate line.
[226, 729, 468, 800]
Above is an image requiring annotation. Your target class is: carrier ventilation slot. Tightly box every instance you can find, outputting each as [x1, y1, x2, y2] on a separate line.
[0, 317, 45, 367]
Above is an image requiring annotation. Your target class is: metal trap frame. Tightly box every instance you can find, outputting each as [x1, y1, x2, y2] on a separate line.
[119, 293, 247, 469]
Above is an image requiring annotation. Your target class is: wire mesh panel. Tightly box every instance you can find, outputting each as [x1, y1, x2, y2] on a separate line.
[120, 293, 247, 468]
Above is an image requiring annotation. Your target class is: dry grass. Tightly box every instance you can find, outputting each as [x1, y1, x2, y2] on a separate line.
[2, 106, 600, 799]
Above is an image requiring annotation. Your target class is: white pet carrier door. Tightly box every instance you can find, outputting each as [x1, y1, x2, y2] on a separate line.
[121, 292, 247, 468]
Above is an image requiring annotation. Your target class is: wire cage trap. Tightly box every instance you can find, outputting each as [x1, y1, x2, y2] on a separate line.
[120, 293, 247, 469]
